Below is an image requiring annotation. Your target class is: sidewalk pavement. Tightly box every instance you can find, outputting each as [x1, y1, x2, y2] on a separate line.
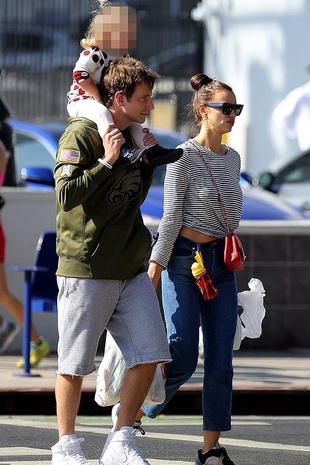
[2, 349, 310, 391]
[1, 350, 310, 415]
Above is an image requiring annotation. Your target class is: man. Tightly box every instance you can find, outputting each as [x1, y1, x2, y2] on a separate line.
[51, 57, 180, 465]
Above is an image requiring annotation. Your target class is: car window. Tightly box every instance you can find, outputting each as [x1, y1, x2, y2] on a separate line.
[277, 154, 310, 184]
[280, 167, 305, 183]
[14, 132, 55, 177]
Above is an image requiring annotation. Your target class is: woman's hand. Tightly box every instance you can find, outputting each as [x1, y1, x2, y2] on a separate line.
[148, 261, 164, 290]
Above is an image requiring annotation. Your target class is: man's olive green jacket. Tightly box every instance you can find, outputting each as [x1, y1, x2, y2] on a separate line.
[54, 117, 155, 280]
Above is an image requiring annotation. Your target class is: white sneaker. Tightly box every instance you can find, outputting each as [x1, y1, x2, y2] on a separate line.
[99, 426, 150, 465]
[111, 403, 145, 435]
[51, 435, 92, 465]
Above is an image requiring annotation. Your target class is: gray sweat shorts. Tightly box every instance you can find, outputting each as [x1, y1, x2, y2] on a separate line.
[56, 272, 171, 376]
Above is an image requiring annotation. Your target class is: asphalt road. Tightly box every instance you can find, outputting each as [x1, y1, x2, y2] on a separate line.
[1, 415, 310, 465]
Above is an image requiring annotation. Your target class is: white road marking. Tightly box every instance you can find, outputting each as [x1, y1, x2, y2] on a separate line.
[0, 447, 50, 456]
[1, 415, 310, 463]
[0, 455, 189, 465]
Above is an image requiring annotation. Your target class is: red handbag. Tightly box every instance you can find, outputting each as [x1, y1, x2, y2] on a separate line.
[224, 233, 246, 272]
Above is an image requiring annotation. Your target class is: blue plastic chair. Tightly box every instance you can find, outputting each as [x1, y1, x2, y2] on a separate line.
[10, 231, 58, 376]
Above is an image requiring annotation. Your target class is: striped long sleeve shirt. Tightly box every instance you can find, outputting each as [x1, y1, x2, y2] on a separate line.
[150, 139, 243, 268]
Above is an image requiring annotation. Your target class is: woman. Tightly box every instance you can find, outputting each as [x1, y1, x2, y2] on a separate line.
[141, 73, 244, 465]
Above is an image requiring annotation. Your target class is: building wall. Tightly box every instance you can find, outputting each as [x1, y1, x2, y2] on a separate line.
[237, 222, 310, 350]
[193, 0, 310, 175]
[0, 0, 201, 130]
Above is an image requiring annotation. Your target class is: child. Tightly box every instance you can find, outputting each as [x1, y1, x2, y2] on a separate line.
[67, 0, 183, 167]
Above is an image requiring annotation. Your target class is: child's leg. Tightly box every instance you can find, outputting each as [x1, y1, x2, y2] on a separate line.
[67, 100, 113, 138]
[67, 101, 183, 167]
[129, 122, 155, 148]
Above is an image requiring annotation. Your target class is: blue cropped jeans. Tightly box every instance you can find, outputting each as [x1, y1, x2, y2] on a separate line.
[142, 235, 238, 431]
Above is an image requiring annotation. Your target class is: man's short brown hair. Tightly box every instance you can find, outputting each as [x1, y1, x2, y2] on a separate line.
[102, 57, 160, 107]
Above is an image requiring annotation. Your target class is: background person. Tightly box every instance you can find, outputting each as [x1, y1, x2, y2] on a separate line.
[0, 92, 17, 186]
[0, 139, 51, 366]
[51, 57, 175, 465]
[133, 73, 244, 465]
[272, 64, 310, 152]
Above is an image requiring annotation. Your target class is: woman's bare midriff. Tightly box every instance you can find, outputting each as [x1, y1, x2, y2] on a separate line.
[179, 225, 218, 244]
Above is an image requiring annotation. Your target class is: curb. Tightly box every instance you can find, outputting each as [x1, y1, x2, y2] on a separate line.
[1, 386, 310, 416]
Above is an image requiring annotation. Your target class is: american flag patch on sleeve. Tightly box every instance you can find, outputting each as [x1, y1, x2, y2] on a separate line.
[59, 149, 80, 163]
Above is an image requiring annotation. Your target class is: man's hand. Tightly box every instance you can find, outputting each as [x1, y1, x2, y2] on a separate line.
[102, 123, 125, 166]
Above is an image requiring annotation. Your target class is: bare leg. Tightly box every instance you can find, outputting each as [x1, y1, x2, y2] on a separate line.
[55, 374, 83, 438]
[114, 362, 157, 431]
[134, 387, 221, 453]
[202, 430, 221, 452]
[0, 140, 8, 173]
[0, 264, 39, 342]
[135, 408, 144, 422]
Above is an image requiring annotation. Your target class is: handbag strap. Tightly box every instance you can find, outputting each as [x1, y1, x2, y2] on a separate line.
[188, 140, 232, 235]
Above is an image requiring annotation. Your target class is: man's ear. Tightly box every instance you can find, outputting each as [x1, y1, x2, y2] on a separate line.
[115, 91, 125, 107]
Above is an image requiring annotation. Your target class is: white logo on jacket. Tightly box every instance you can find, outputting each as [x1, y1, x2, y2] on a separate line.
[61, 165, 71, 177]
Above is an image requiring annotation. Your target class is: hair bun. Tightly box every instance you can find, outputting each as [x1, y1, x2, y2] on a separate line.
[190, 73, 213, 91]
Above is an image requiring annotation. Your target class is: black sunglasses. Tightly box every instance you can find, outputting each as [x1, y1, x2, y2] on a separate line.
[204, 102, 244, 116]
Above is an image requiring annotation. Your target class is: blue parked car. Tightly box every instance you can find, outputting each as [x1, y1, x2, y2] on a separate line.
[9, 119, 306, 220]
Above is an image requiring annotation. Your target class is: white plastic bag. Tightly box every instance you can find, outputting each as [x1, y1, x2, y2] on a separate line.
[199, 278, 266, 357]
[95, 331, 126, 406]
[145, 363, 166, 406]
[95, 331, 166, 407]
[234, 278, 266, 350]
